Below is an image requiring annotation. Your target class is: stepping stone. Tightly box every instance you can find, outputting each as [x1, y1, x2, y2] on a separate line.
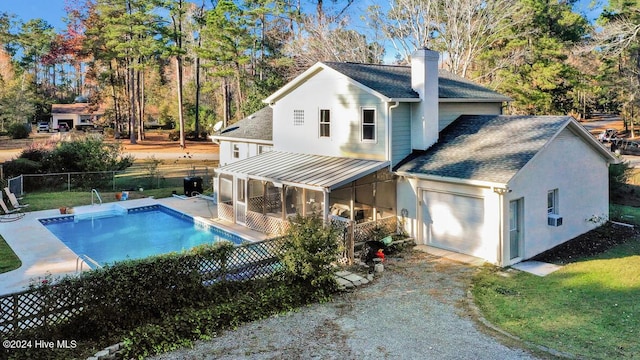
[335, 277, 354, 289]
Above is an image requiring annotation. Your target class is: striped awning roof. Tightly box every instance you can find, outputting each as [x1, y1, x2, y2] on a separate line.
[217, 151, 389, 191]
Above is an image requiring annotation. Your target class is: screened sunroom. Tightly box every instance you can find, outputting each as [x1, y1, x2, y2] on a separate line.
[216, 151, 396, 235]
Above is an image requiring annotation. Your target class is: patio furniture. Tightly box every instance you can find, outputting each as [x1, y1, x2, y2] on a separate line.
[4, 188, 28, 208]
[0, 198, 25, 221]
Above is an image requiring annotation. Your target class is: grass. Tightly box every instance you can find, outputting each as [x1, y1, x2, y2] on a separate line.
[0, 236, 21, 273]
[610, 203, 640, 226]
[472, 239, 640, 359]
[20, 187, 182, 212]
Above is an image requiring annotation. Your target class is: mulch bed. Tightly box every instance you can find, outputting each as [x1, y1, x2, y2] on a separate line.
[532, 222, 638, 265]
[533, 183, 640, 265]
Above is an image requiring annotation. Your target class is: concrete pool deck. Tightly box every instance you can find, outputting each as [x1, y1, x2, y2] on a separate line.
[0, 196, 267, 296]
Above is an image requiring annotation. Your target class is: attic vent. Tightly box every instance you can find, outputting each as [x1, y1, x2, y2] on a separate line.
[293, 110, 304, 126]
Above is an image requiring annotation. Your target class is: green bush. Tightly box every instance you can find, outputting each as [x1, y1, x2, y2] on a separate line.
[7, 123, 29, 139]
[3, 136, 135, 188]
[280, 214, 342, 300]
[1, 158, 42, 178]
[4, 226, 342, 360]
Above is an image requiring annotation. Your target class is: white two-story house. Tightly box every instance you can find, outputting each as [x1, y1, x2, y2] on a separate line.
[213, 48, 617, 266]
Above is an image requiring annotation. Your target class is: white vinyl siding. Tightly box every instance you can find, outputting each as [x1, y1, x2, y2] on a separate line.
[438, 103, 503, 131]
[391, 104, 411, 166]
[272, 69, 385, 160]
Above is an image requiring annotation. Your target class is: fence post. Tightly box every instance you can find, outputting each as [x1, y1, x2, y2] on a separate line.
[347, 220, 355, 265]
[113, 171, 116, 191]
[67, 173, 71, 192]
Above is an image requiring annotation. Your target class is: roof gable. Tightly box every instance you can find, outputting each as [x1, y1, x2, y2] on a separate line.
[394, 115, 612, 184]
[213, 107, 273, 142]
[265, 62, 511, 104]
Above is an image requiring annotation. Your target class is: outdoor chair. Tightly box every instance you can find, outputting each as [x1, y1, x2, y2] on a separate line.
[3, 188, 28, 208]
[0, 198, 25, 222]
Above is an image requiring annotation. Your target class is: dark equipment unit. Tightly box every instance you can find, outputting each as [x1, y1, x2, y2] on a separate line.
[184, 177, 203, 197]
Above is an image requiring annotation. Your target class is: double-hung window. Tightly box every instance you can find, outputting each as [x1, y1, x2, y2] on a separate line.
[232, 143, 240, 159]
[547, 189, 559, 214]
[319, 109, 331, 138]
[362, 108, 376, 141]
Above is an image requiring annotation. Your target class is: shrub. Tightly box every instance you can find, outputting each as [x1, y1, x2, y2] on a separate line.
[1, 158, 42, 178]
[5, 239, 333, 360]
[168, 130, 180, 141]
[279, 214, 342, 300]
[610, 160, 633, 189]
[7, 123, 29, 139]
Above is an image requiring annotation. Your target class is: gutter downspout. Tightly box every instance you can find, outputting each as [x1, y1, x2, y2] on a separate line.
[387, 101, 400, 167]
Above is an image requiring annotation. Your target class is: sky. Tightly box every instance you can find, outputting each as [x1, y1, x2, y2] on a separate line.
[1, 0, 605, 33]
[0, 0, 69, 31]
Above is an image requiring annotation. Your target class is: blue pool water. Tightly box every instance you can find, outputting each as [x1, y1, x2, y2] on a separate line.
[40, 205, 245, 266]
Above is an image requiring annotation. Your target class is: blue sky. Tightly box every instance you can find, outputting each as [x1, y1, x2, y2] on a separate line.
[0, 0, 603, 33]
[0, 0, 68, 30]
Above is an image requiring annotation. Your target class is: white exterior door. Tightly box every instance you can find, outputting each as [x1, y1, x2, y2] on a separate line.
[509, 199, 523, 261]
[421, 190, 485, 255]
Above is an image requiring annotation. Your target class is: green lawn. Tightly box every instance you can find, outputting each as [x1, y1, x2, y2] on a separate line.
[472, 239, 640, 359]
[610, 203, 640, 226]
[20, 187, 181, 212]
[0, 236, 21, 273]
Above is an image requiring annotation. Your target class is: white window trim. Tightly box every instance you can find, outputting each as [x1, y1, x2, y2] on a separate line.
[361, 107, 377, 142]
[547, 189, 559, 214]
[319, 108, 331, 138]
[232, 143, 241, 159]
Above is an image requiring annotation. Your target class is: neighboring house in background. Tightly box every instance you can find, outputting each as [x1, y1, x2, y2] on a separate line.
[51, 103, 105, 131]
[214, 48, 618, 266]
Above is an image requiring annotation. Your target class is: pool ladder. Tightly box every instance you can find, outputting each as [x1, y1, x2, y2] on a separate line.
[76, 254, 102, 272]
[91, 188, 102, 206]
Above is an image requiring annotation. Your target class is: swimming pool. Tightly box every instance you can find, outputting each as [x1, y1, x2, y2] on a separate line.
[39, 204, 246, 267]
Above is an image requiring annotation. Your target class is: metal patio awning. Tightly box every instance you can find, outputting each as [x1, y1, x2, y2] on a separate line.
[217, 151, 390, 192]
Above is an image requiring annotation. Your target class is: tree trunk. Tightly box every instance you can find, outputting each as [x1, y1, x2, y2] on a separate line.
[176, 56, 186, 148]
[128, 63, 137, 144]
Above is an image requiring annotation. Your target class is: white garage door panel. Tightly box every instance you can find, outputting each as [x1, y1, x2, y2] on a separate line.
[422, 191, 484, 254]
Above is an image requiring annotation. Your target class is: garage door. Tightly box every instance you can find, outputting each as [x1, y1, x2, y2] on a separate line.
[421, 190, 485, 255]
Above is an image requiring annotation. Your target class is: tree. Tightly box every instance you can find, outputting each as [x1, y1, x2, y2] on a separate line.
[199, 0, 254, 124]
[591, 0, 640, 134]
[474, 0, 589, 114]
[87, 0, 168, 144]
[167, 0, 189, 148]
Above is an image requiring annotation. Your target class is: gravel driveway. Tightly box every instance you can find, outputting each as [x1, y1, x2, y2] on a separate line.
[150, 250, 539, 360]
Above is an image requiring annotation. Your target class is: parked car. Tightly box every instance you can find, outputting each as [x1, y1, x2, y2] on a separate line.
[37, 122, 50, 133]
[58, 123, 70, 132]
[598, 128, 618, 142]
[613, 139, 640, 156]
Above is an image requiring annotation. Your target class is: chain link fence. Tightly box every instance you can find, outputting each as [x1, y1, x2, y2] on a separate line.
[11, 164, 215, 194]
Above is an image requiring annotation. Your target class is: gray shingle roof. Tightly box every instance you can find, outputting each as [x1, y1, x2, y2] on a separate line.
[395, 115, 571, 183]
[215, 107, 272, 141]
[322, 62, 510, 101]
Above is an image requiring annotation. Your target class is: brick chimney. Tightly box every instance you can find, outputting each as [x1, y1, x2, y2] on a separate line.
[411, 48, 440, 150]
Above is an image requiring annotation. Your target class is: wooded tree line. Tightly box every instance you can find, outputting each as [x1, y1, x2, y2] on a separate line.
[0, 0, 639, 145]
